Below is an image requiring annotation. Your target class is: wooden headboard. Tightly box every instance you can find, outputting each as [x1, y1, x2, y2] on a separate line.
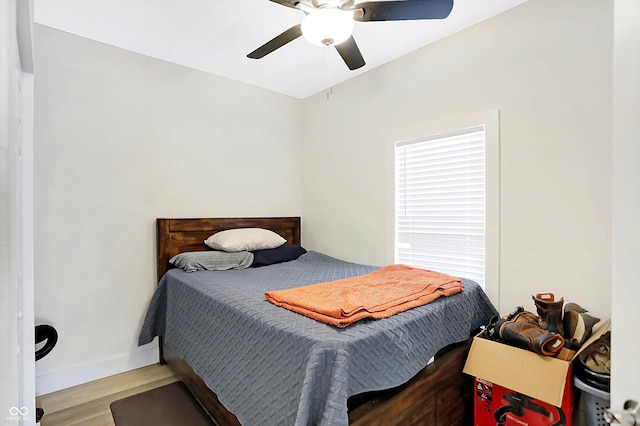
[156, 217, 301, 280]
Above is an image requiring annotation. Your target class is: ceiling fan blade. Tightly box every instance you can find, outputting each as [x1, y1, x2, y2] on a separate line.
[354, 0, 454, 22]
[247, 24, 303, 59]
[334, 36, 366, 70]
[268, 0, 300, 9]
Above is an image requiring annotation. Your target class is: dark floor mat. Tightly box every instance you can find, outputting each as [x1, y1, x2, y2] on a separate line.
[110, 381, 215, 426]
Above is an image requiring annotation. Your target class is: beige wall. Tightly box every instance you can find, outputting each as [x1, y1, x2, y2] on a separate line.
[300, 0, 613, 319]
[33, 25, 303, 394]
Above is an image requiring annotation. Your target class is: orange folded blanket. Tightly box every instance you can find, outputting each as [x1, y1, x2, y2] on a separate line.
[264, 264, 464, 328]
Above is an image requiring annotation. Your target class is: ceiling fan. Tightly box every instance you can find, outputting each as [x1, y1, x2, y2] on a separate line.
[247, 0, 454, 71]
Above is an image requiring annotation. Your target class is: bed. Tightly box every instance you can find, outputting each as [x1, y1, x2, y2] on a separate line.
[139, 217, 498, 426]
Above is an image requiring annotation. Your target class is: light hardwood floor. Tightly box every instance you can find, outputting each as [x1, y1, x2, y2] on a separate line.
[36, 364, 178, 426]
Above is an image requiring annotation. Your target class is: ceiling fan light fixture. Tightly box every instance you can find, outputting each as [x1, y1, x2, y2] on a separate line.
[301, 8, 354, 46]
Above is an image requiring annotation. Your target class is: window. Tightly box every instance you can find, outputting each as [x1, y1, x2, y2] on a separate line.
[395, 125, 487, 287]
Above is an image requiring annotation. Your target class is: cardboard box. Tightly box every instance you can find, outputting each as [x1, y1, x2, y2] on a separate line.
[463, 319, 610, 425]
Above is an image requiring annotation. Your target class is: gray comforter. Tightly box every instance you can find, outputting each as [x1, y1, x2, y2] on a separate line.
[139, 251, 497, 426]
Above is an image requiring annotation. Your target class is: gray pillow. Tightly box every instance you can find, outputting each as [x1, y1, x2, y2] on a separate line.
[169, 251, 254, 272]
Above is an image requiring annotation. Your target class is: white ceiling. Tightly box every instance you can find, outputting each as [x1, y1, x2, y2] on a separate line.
[33, 0, 527, 99]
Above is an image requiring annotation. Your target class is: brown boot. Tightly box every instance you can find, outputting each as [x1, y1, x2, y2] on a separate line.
[495, 310, 565, 356]
[532, 293, 564, 335]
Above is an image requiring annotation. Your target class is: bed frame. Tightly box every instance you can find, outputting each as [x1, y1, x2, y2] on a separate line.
[155, 217, 473, 426]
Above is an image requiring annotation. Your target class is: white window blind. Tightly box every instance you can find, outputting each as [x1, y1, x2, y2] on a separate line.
[395, 125, 486, 287]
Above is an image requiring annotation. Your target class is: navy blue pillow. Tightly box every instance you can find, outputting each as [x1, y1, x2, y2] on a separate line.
[251, 244, 307, 267]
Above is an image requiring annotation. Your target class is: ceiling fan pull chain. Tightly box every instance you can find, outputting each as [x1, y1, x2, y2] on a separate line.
[326, 46, 334, 101]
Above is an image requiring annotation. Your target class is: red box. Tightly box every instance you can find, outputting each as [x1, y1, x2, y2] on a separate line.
[473, 376, 572, 426]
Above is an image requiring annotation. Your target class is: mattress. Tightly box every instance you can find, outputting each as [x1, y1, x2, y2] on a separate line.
[139, 251, 497, 426]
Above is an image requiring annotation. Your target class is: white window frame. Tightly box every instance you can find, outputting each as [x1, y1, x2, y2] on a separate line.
[389, 110, 500, 308]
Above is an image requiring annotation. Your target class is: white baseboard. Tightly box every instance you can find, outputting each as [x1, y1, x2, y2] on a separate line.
[35, 344, 159, 396]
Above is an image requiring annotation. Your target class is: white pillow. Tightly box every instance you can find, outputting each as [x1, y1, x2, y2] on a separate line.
[204, 228, 286, 252]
